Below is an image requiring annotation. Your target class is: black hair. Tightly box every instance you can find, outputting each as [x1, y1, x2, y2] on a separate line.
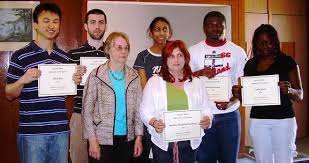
[33, 3, 62, 23]
[251, 24, 281, 57]
[148, 17, 172, 33]
[203, 11, 226, 29]
[85, 9, 107, 24]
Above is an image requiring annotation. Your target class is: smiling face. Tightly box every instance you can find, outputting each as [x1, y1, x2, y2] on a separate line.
[34, 11, 60, 41]
[109, 36, 129, 65]
[150, 20, 171, 45]
[85, 14, 106, 40]
[256, 32, 275, 57]
[167, 47, 185, 74]
[203, 16, 226, 43]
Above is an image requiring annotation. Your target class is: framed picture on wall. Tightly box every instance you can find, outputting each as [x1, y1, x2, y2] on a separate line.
[0, 1, 39, 52]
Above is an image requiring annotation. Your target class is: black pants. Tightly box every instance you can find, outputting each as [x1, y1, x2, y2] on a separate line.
[133, 125, 152, 163]
[89, 136, 134, 163]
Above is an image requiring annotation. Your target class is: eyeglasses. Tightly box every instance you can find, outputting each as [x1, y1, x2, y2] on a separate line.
[113, 45, 129, 52]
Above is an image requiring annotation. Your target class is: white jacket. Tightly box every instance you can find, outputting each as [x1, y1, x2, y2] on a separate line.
[140, 75, 213, 151]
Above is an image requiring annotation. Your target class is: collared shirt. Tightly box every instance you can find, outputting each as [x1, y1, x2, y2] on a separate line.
[68, 42, 106, 113]
[6, 41, 71, 135]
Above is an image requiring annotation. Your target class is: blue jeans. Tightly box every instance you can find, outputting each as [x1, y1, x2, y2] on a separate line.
[17, 132, 69, 163]
[197, 110, 241, 163]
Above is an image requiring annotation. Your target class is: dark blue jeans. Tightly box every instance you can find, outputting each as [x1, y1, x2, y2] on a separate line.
[17, 132, 69, 163]
[197, 110, 241, 163]
[152, 140, 197, 163]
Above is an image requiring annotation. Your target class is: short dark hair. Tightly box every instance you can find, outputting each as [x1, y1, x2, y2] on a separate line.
[203, 11, 226, 29]
[251, 24, 281, 57]
[33, 3, 62, 23]
[85, 9, 107, 24]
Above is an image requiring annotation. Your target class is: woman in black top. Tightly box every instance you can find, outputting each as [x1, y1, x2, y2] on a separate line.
[237, 24, 303, 163]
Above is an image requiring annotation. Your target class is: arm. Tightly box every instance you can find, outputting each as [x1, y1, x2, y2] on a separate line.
[5, 68, 41, 101]
[193, 67, 216, 78]
[81, 71, 100, 159]
[136, 68, 148, 89]
[278, 65, 303, 101]
[140, 77, 165, 132]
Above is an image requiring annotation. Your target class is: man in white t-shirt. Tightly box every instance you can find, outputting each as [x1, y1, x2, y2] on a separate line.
[189, 11, 247, 163]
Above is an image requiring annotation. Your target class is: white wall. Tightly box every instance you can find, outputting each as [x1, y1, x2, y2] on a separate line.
[88, 1, 231, 66]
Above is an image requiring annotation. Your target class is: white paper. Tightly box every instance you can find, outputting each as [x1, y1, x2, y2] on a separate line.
[80, 57, 108, 85]
[163, 110, 202, 142]
[241, 74, 281, 106]
[38, 64, 77, 97]
[204, 76, 230, 102]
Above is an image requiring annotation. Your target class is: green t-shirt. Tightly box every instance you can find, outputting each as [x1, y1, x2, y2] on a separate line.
[166, 82, 189, 111]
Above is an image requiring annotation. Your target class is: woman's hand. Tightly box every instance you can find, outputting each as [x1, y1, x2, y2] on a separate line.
[149, 118, 165, 133]
[133, 136, 143, 157]
[200, 115, 211, 129]
[278, 81, 291, 95]
[88, 137, 101, 160]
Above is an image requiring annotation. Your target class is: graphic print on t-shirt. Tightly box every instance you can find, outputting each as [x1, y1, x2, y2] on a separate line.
[152, 65, 161, 76]
[204, 50, 231, 75]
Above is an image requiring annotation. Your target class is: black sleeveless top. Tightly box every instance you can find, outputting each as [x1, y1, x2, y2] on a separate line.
[244, 53, 297, 119]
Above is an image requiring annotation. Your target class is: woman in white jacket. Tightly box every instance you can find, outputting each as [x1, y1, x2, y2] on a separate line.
[140, 40, 213, 163]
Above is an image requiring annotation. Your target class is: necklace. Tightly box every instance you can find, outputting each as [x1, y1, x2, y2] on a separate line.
[108, 67, 125, 81]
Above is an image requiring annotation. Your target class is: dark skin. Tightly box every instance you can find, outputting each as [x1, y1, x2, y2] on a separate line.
[193, 16, 236, 110]
[233, 33, 303, 101]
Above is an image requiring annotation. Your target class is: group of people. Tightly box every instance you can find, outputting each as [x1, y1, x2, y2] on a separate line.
[5, 2, 303, 163]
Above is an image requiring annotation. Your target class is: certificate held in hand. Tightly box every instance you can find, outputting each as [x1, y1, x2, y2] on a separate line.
[38, 64, 77, 97]
[241, 74, 281, 106]
[204, 76, 229, 102]
[80, 57, 108, 85]
[163, 110, 202, 142]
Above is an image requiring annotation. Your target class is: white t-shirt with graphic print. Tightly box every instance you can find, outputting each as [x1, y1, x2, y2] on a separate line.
[189, 40, 247, 114]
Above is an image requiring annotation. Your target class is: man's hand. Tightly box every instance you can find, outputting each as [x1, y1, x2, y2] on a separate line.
[20, 68, 41, 84]
[202, 67, 216, 79]
[232, 85, 242, 100]
[215, 102, 229, 110]
[72, 65, 86, 85]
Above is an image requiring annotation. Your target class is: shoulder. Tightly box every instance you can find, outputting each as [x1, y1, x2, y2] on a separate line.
[189, 41, 204, 51]
[227, 41, 246, 53]
[11, 43, 35, 61]
[190, 76, 204, 85]
[277, 53, 297, 68]
[68, 44, 88, 54]
[136, 49, 150, 58]
[55, 48, 67, 55]
[147, 75, 162, 85]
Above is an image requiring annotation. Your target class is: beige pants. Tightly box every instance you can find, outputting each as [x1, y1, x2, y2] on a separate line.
[70, 113, 88, 163]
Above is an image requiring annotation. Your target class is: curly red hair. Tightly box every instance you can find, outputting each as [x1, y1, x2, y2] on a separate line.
[159, 40, 193, 83]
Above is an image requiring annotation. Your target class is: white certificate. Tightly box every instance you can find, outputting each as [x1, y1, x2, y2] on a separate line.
[204, 76, 229, 102]
[38, 64, 77, 97]
[80, 57, 108, 85]
[163, 110, 202, 142]
[241, 74, 281, 106]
